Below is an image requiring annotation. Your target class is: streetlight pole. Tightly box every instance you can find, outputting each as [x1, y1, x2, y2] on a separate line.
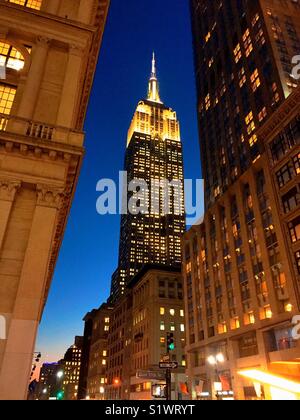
[207, 353, 225, 400]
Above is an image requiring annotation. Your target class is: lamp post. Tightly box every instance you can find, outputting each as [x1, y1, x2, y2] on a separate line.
[207, 353, 225, 400]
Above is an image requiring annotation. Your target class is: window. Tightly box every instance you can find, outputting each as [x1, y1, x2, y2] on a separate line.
[180, 310, 184, 317]
[7, 0, 42, 10]
[105, 317, 110, 323]
[0, 42, 25, 72]
[0, 84, 16, 115]
[295, 251, 300, 274]
[102, 360, 106, 366]
[289, 217, 300, 243]
[160, 307, 165, 315]
[170, 322, 175, 332]
[180, 324, 185, 332]
[160, 321, 165, 331]
[282, 187, 299, 213]
[104, 326, 109, 332]
[294, 153, 300, 175]
[103, 350, 107, 357]
[250, 69, 261, 92]
[170, 309, 175, 316]
[276, 164, 293, 187]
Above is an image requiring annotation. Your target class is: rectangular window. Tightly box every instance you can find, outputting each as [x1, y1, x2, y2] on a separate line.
[276, 164, 293, 188]
[282, 187, 299, 213]
[295, 251, 300, 275]
[0, 84, 16, 115]
[160, 321, 165, 331]
[160, 307, 165, 315]
[289, 217, 300, 243]
[7, 0, 42, 10]
[294, 153, 300, 175]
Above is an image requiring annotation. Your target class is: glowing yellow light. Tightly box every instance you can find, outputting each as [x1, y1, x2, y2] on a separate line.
[238, 370, 300, 394]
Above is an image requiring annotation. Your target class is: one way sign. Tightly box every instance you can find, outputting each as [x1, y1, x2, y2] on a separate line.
[159, 361, 178, 369]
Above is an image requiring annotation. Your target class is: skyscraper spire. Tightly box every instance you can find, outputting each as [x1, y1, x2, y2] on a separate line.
[148, 52, 162, 103]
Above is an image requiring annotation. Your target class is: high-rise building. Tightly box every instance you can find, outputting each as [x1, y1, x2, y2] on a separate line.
[184, 0, 300, 400]
[110, 55, 185, 303]
[37, 361, 64, 400]
[105, 265, 187, 401]
[190, 0, 300, 210]
[62, 336, 83, 400]
[0, 0, 110, 399]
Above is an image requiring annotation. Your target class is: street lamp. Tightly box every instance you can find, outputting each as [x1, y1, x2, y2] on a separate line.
[207, 353, 225, 400]
[56, 370, 64, 379]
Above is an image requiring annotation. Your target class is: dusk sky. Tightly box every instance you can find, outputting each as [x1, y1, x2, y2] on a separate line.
[36, 0, 202, 365]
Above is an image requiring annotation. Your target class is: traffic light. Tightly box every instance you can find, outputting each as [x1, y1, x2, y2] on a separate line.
[56, 390, 64, 400]
[167, 333, 175, 352]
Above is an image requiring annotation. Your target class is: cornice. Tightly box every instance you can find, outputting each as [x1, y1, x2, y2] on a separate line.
[258, 87, 300, 145]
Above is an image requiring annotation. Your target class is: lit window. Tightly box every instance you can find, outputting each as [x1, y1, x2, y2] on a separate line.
[264, 306, 273, 319]
[0, 42, 26, 72]
[233, 43, 242, 63]
[170, 323, 175, 332]
[103, 350, 107, 357]
[243, 29, 253, 57]
[102, 360, 106, 366]
[105, 317, 110, 323]
[160, 337, 165, 344]
[7, 0, 42, 10]
[180, 310, 184, 317]
[180, 324, 185, 332]
[0, 84, 16, 115]
[104, 326, 109, 332]
[250, 69, 261, 92]
[160, 321, 165, 331]
[170, 309, 175, 316]
[160, 307, 165, 315]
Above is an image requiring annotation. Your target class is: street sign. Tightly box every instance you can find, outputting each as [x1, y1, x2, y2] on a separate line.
[159, 361, 178, 370]
[161, 354, 170, 363]
[136, 370, 166, 381]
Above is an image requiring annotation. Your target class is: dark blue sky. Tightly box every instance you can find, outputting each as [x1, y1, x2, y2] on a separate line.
[36, 0, 202, 362]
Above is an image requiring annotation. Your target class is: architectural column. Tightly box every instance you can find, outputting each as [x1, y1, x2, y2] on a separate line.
[0, 180, 20, 251]
[17, 37, 50, 120]
[0, 185, 64, 400]
[56, 46, 83, 128]
[78, 0, 93, 24]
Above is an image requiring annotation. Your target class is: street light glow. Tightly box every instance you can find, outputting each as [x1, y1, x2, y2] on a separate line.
[216, 353, 225, 363]
[207, 355, 217, 366]
[56, 371, 64, 379]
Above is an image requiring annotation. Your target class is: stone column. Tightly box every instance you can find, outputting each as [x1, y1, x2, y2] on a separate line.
[17, 37, 50, 120]
[0, 185, 64, 400]
[0, 180, 20, 251]
[78, 0, 93, 24]
[56, 45, 83, 128]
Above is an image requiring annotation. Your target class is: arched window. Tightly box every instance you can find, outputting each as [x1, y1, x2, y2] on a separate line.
[6, 0, 42, 10]
[0, 42, 25, 71]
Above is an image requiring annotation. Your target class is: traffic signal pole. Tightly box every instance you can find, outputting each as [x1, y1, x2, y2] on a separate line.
[166, 367, 171, 401]
[166, 332, 173, 401]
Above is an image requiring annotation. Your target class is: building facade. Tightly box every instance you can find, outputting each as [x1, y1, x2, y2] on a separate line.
[190, 0, 300, 210]
[106, 265, 187, 401]
[37, 361, 64, 400]
[0, 0, 110, 399]
[86, 304, 112, 400]
[183, 87, 300, 400]
[110, 55, 185, 303]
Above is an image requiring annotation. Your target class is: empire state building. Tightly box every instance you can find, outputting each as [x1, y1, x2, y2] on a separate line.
[110, 55, 186, 302]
